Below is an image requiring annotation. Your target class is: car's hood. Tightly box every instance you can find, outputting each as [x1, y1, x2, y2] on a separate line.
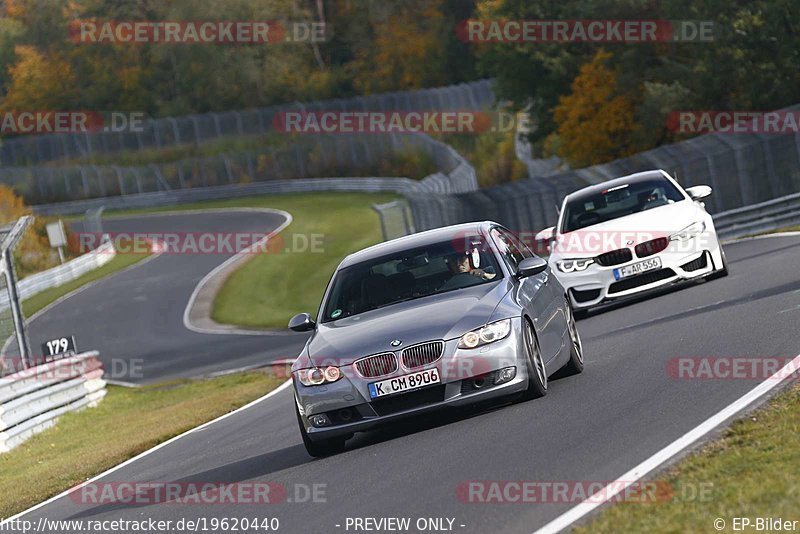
[305, 280, 510, 366]
[553, 200, 704, 257]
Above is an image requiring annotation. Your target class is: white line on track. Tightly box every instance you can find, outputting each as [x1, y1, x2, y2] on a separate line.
[178, 208, 296, 336]
[0, 379, 293, 526]
[533, 353, 800, 534]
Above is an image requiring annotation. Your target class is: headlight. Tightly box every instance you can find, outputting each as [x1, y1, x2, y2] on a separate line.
[556, 258, 595, 273]
[295, 366, 342, 386]
[670, 221, 706, 242]
[458, 319, 512, 349]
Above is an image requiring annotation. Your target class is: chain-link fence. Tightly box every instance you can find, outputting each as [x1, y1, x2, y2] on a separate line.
[3, 130, 479, 205]
[372, 200, 416, 241]
[0, 80, 495, 167]
[0, 217, 34, 377]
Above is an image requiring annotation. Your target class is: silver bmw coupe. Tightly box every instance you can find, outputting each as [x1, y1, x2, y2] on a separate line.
[289, 221, 584, 456]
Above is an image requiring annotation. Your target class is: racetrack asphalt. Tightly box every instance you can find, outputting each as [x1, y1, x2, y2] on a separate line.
[20, 210, 309, 383]
[8, 233, 800, 533]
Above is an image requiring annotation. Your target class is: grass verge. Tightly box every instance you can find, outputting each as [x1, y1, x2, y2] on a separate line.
[103, 192, 397, 328]
[0, 372, 285, 518]
[758, 225, 800, 235]
[21, 249, 151, 318]
[575, 382, 800, 532]
[211, 192, 397, 327]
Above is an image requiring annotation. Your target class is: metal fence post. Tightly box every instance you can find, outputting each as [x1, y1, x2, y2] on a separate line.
[1, 216, 34, 370]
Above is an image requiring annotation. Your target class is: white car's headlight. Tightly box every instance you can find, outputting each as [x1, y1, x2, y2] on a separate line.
[295, 366, 342, 386]
[670, 221, 706, 242]
[458, 319, 512, 349]
[556, 258, 595, 273]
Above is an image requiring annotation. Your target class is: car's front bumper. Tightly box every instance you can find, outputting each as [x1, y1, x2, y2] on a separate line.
[554, 231, 724, 310]
[294, 318, 529, 441]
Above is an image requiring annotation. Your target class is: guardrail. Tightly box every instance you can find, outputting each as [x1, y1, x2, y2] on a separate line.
[30, 134, 477, 216]
[0, 351, 106, 453]
[15, 131, 477, 211]
[0, 239, 116, 310]
[713, 191, 800, 240]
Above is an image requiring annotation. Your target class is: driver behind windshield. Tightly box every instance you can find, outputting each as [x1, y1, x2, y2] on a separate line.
[446, 253, 496, 280]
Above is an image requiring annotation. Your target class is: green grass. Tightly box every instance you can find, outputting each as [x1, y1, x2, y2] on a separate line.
[211, 192, 396, 327]
[575, 382, 800, 533]
[0, 372, 284, 518]
[21, 248, 150, 318]
[102, 192, 397, 328]
[759, 225, 800, 235]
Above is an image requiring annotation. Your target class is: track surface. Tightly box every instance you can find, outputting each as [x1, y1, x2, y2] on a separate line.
[10, 234, 800, 533]
[24, 211, 308, 383]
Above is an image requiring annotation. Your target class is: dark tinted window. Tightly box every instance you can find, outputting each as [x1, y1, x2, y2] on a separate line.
[321, 238, 502, 322]
[561, 177, 685, 233]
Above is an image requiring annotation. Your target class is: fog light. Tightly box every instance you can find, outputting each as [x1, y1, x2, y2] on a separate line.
[308, 414, 331, 427]
[494, 366, 516, 385]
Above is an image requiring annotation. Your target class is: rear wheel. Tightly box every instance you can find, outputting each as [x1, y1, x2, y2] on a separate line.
[521, 319, 547, 400]
[295, 405, 346, 457]
[560, 304, 584, 376]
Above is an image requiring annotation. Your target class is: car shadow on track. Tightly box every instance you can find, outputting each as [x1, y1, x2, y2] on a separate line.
[339, 393, 552, 454]
[579, 278, 706, 320]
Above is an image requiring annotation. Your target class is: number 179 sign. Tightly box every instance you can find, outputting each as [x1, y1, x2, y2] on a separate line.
[41, 335, 77, 361]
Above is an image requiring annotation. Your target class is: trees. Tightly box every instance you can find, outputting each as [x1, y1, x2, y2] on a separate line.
[476, 0, 800, 165]
[550, 50, 640, 167]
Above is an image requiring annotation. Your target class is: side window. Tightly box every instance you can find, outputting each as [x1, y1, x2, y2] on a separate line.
[490, 228, 526, 270]
[504, 229, 534, 259]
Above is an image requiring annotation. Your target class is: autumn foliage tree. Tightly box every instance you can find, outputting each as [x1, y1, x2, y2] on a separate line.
[0, 185, 62, 277]
[549, 50, 640, 168]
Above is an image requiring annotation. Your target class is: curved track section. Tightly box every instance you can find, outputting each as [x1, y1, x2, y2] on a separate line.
[8, 235, 800, 533]
[25, 210, 307, 383]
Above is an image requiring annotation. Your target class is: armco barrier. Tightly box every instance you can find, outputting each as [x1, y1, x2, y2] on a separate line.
[0, 351, 106, 453]
[31, 135, 477, 216]
[0, 239, 116, 310]
[713, 191, 800, 240]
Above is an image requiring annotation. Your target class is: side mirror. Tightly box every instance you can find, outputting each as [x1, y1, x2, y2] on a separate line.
[288, 313, 316, 332]
[517, 256, 548, 278]
[685, 185, 712, 200]
[535, 226, 555, 243]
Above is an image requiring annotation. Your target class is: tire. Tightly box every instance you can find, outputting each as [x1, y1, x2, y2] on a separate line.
[560, 304, 584, 376]
[295, 405, 346, 458]
[707, 248, 729, 280]
[521, 318, 547, 400]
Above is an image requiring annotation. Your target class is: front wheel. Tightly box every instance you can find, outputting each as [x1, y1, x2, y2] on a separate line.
[295, 405, 346, 457]
[521, 319, 547, 400]
[560, 304, 584, 376]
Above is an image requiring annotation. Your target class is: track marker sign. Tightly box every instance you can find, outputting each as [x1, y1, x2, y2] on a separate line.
[41, 335, 77, 361]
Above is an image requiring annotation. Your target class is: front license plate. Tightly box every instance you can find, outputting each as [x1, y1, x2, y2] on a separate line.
[368, 368, 441, 399]
[614, 257, 662, 280]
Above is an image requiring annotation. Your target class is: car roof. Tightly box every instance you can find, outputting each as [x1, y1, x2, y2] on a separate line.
[564, 169, 674, 201]
[339, 221, 497, 268]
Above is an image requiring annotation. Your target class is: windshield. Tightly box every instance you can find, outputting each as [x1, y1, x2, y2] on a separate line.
[321, 238, 502, 322]
[561, 177, 685, 233]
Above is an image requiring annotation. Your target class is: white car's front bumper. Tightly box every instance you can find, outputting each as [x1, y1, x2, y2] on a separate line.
[553, 231, 724, 310]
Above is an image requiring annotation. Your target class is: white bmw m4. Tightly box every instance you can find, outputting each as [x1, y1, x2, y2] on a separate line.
[541, 169, 728, 314]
